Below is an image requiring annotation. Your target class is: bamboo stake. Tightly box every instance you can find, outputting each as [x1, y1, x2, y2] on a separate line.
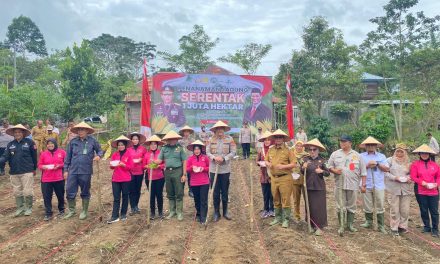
[303, 161, 312, 233]
[146, 153, 154, 226]
[249, 161, 254, 231]
[96, 161, 103, 222]
[371, 168, 377, 231]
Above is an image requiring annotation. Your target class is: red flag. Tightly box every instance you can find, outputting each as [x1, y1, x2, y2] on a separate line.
[140, 58, 151, 138]
[285, 74, 294, 139]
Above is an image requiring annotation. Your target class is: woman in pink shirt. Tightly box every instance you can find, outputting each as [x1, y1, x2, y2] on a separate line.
[186, 140, 210, 224]
[38, 138, 66, 221]
[143, 135, 165, 220]
[127, 132, 147, 215]
[108, 136, 132, 224]
[410, 144, 440, 237]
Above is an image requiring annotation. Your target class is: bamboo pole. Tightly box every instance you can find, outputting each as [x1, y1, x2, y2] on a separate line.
[96, 161, 103, 222]
[303, 161, 312, 233]
[249, 161, 254, 231]
[146, 153, 154, 226]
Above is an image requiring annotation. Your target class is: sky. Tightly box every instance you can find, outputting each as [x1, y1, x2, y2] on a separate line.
[1, 0, 439, 76]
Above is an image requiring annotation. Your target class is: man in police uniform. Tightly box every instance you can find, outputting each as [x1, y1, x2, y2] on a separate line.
[0, 124, 37, 217]
[265, 129, 297, 228]
[206, 121, 237, 222]
[328, 135, 367, 236]
[153, 86, 186, 127]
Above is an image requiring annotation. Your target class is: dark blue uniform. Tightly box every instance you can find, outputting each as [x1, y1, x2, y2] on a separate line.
[0, 138, 37, 175]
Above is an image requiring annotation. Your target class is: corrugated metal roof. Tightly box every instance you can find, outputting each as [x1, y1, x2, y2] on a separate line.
[361, 72, 394, 82]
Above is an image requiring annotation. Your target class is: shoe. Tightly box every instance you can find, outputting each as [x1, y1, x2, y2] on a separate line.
[391, 230, 400, 236]
[260, 210, 267, 218]
[269, 210, 275, 217]
[150, 212, 156, 220]
[281, 208, 291, 228]
[346, 212, 358, 232]
[129, 210, 136, 216]
[188, 190, 194, 198]
[314, 228, 322, 236]
[270, 208, 282, 226]
[213, 210, 221, 222]
[360, 213, 373, 228]
[432, 230, 439, 238]
[398, 227, 408, 234]
[24, 196, 33, 216]
[44, 215, 52, 221]
[58, 211, 65, 217]
[261, 211, 270, 219]
[422, 226, 432, 233]
[223, 203, 232, 220]
[176, 200, 184, 221]
[64, 199, 76, 219]
[14, 196, 25, 217]
[377, 213, 387, 234]
[158, 212, 164, 219]
[107, 217, 120, 224]
[166, 200, 176, 219]
[121, 215, 127, 221]
[79, 199, 90, 220]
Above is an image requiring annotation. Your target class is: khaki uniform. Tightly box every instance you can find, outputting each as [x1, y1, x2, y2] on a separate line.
[31, 126, 46, 155]
[265, 144, 297, 209]
[291, 149, 309, 220]
[43, 132, 60, 150]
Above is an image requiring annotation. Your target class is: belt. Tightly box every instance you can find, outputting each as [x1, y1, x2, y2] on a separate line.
[165, 166, 182, 171]
[272, 173, 289, 178]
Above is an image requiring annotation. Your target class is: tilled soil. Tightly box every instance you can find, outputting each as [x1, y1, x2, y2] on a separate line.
[0, 159, 439, 263]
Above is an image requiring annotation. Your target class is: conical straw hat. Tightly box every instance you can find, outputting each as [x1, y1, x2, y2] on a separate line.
[412, 144, 436, 155]
[6, 124, 31, 137]
[304, 138, 326, 152]
[187, 140, 206, 151]
[111, 135, 133, 148]
[269, 129, 290, 142]
[210, 121, 231, 132]
[359, 136, 383, 148]
[162, 130, 182, 141]
[179, 125, 194, 135]
[70, 122, 95, 134]
[145, 135, 165, 146]
[128, 132, 147, 144]
[258, 131, 273, 142]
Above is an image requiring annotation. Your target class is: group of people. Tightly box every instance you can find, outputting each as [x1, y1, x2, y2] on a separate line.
[0, 119, 439, 239]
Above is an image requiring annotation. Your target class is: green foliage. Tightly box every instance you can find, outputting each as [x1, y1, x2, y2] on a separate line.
[307, 116, 334, 150]
[5, 15, 48, 56]
[159, 25, 219, 73]
[218, 43, 272, 75]
[61, 41, 102, 119]
[106, 104, 127, 138]
[355, 106, 394, 145]
[330, 103, 355, 115]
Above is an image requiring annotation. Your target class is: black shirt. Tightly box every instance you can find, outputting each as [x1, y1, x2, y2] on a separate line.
[0, 138, 37, 175]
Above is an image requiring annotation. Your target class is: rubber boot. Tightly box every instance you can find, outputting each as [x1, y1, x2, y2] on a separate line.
[270, 208, 282, 226]
[166, 200, 176, 219]
[360, 212, 373, 228]
[79, 199, 90, 220]
[346, 211, 358, 232]
[377, 213, 387, 234]
[24, 196, 33, 216]
[176, 200, 183, 221]
[64, 199, 76, 219]
[14, 196, 25, 217]
[337, 212, 345, 236]
[282, 208, 291, 228]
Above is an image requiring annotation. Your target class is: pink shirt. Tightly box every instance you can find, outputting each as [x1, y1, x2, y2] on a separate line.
[186, 154, 210, 186]
[143, 150, 164, 180]
[110, 151, 132, 182]
[128, 145, 147, 175]
[410, 160, 440, 196]
[38, 149, 66, 182]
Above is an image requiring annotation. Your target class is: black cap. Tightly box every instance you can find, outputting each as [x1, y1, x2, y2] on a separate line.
[339, 135, 352, 142]
[427, 132, 432, 136]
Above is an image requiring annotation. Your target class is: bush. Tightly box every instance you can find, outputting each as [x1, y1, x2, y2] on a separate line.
[308, 116, 334, 152]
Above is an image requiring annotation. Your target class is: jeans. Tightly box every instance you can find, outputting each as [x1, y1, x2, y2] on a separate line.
[41, 180, 65, 216]
[129, 174, 144, 210]
[111, 181, 130, 219]
[261, 183, 274, 211]
[145, 178, 165, 215]
[192, 184, 209, 222]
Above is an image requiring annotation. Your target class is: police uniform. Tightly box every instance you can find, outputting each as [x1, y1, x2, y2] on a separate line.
[154, 103, 186, 127]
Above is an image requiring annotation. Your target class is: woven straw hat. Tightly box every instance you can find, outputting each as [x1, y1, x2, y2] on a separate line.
[162, 130, 182, 141]
[6, 124, 31, 137]
[71, 122, 95, 134]
[304, 138, 326, 152]
[269, 129, 290, 142]
[210, 121, 231, 132]
[394, 143, 409, 150]
[412, 144, 436, 155]
[145, 135, 164, 146]
[359, 136, 383, 148]
[128, 132, 147, 144]
[179, 125, 194, 135]
[111, 135, 132, 148]
[258, 131, 273, 142]
[187, 140, 205, 152]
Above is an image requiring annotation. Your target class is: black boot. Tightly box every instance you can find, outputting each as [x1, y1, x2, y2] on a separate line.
[223, 203, 232, 220]
[213, 209, 221, 222]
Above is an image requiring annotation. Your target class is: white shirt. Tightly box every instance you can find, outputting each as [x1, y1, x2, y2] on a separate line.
[429, 137, 439, 154]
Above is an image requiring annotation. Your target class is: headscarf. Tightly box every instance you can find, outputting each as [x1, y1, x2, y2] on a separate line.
[117, 140, 128, 160]
[392, 148, 410, 171]
[46, 138, 58, 154]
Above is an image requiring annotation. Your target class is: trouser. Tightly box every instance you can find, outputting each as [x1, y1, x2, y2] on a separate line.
[271, 175, 293, 209]
[261, 183, 274, 211]
[112, 181, 130, 219]
[66, 174, 91, 200]
[35, 140, 43, 158]
[192, 184, 209, 221]
[129, 174, 144, 209]
[145, 178, 165, 214]
[41, 180, 65, 216]
[418, 194, 439, 231]
[334, 188, 357, 213]
[165, 168, 184, 202]
[210, 172, 230, 211]
[241, 143, 250, 159]
[414, 184, 422, 208]
[0, 147, 5, 171]
[292, 184, 302, 218]
[10, 173, 34, 197]
[182, 173, 192, 191]
[388, 193, 411, 231]
[363, 189, 385, 214]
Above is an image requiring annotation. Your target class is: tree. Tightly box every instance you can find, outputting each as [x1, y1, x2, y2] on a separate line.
[159, 25, 219, 73]
[5, 15, 48, 86]
[218, 43, 272, 74]
[61, 41, 102, 119]
[359, 0, 440, 139]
